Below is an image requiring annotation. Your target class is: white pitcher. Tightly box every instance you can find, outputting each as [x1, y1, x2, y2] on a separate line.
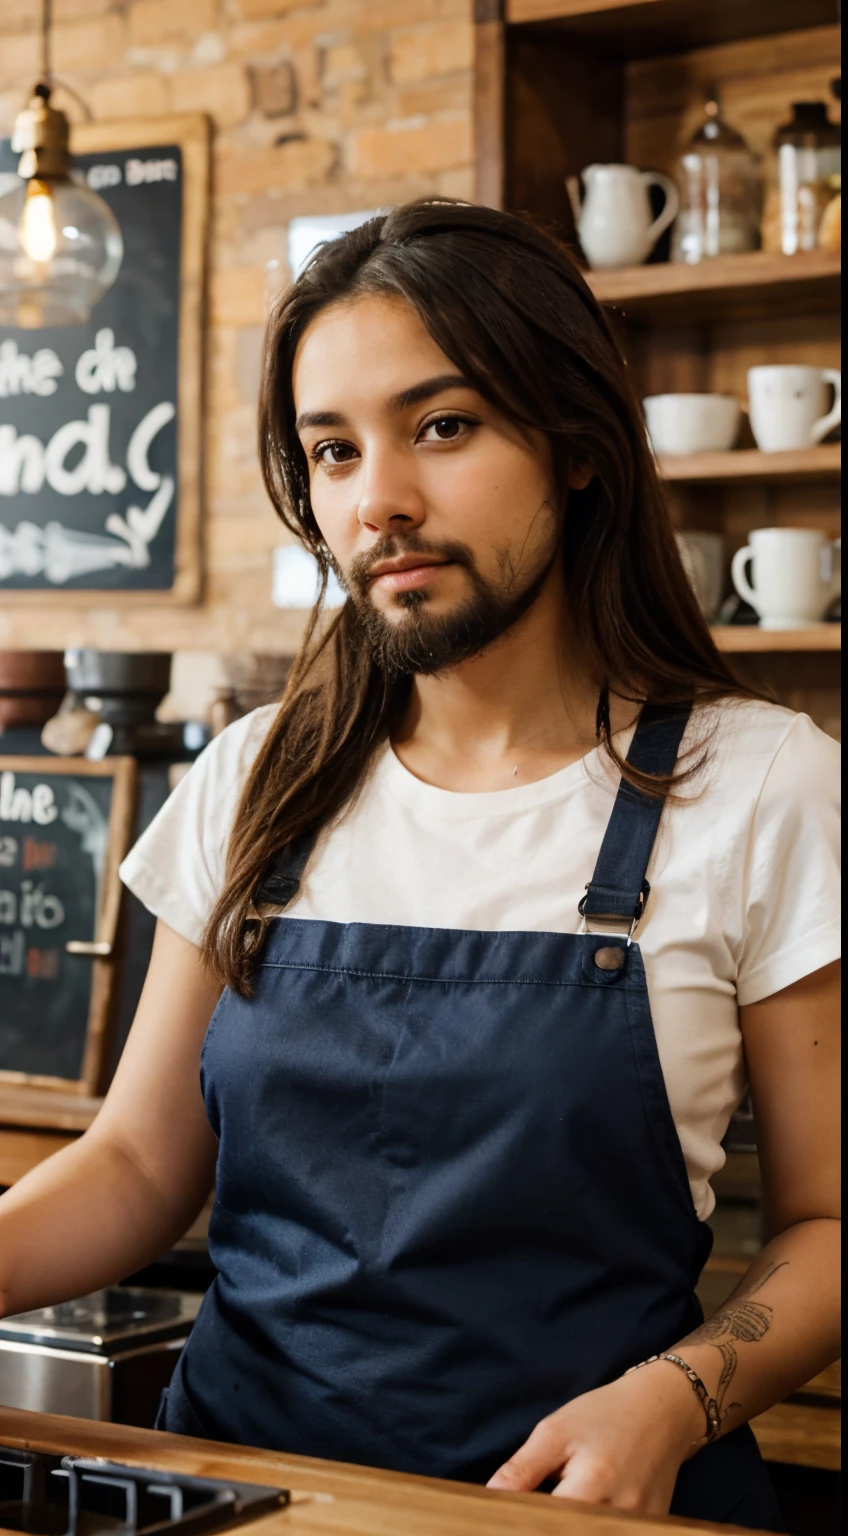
[567, 163, 680, 270]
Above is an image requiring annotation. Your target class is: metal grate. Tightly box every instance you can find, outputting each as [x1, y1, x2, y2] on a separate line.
[0, 1447, 288, 1536]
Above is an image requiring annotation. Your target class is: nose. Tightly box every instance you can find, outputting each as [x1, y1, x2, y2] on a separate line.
[356, 444, 425, 535]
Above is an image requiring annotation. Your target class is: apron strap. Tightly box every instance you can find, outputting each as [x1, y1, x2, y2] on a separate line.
[579, 702, 692, 931]
[254, 828, 319, 909]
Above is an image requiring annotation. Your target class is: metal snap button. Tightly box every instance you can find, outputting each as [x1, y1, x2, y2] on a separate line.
[594, 946, 626, 971]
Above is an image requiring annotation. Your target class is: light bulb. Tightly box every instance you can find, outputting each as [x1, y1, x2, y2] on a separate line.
[19, 178, 58, 263]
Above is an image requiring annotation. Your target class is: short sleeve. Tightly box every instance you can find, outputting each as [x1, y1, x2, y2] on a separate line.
[118, 706, 276, 947]
[737, 714, 841, 1006]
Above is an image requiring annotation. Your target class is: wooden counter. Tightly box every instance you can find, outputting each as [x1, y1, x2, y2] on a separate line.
[0, 1407, 770, 1536]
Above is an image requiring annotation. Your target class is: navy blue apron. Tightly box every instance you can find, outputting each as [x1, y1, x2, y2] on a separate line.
[158, 705, 783, 1531]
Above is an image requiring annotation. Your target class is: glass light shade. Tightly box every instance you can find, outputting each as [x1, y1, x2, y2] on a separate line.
[0, 171, 123, 328]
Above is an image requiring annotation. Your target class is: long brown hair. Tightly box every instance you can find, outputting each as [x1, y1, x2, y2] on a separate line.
[203, 198, 752, 994]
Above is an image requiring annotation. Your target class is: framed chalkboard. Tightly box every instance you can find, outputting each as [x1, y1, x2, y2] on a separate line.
[0, 755, 136, 1094]
[0, 114, 209, 602]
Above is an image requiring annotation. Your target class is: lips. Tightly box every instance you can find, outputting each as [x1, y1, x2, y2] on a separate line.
[367, 554, 450, 579]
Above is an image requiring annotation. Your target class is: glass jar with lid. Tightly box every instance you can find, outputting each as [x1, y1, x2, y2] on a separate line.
[763, 101, 841, 255]
[671, 95, 762, 264]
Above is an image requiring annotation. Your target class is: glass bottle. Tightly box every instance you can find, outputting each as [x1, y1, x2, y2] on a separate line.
[671, 95, 762, 264]
[769, 101, 841, 256]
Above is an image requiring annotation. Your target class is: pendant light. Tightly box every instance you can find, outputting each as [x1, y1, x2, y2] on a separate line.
[0, 0, 123, 328]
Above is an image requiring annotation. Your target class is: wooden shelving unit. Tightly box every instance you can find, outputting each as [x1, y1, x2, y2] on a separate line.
[475, 2, 841, 1483]
[474, 0, 840, 743]
[712, 624, 840, 653]
[587, 248, 841, 322]
[659, 445, 840, 484]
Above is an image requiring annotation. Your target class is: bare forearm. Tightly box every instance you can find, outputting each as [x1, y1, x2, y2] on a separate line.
[667, 1218, 841, 1445]
[0, 1129, 211, 1317]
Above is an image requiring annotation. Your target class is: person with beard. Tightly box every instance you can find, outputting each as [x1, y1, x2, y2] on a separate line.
[0, 202, 839, 1531]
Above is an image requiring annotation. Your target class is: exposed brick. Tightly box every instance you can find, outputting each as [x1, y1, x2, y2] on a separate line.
[53, 0, 116, 20]
[90, 71, 170, 119]
[349, 111, 472, 178]
[356, 0, 469, 31]
[252, 60, 297, 117]
[292, 43, 321, 108]
[438, 164, 474, 199]
[389, 20, 473, 84]
[53, 12, 128, 73]
[0, 0, 38, 31]
[210, 266, 268, 326]
[236, 325, 265, 403]
[227, 19, 292, 58]
[322, 42, 366, 83]
[192, 31, 227, 64]
[232, 0, 321, 18]
[0, 31, 41, 88]
[129, 0, 217, 47]
[397, 75, 471, 118]
[170, 61, 253, 127]
[216, 135, 336, 195]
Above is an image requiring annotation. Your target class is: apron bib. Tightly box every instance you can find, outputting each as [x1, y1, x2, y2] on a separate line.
[159, 706, 783, 1531]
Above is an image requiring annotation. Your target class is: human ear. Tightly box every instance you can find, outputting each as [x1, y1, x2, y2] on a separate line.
[568, 461, 595, 490]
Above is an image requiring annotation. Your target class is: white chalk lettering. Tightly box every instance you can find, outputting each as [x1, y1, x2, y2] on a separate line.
[0, 426, 45, 494]
[75, 329, 137, 395]
[87, 162, 122, 191]
[45, 406, 127, 496]
[19, 879, 65, 930]
[0, 339, 63, 398]
[31, 783, 58, 825]
[0, 772, 58, 825]
[0, 931, 25, 975]
[127, 401, 175, 491]
[125, 157, 178, 186]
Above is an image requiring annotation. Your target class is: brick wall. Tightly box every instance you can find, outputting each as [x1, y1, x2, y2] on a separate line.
[0, 0, 474, 657]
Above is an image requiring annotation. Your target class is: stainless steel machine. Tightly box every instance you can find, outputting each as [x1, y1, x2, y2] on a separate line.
[0, 1287, 201, 1425]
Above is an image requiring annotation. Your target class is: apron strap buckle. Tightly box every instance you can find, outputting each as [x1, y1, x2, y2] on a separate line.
[578, 880, 650, 945]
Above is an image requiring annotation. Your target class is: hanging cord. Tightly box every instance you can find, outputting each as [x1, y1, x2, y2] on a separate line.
[34, 0, 94, 124]
[41, 0, 52, 86]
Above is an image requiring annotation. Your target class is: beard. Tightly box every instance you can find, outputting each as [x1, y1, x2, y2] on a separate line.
[335, 528, 560, 678]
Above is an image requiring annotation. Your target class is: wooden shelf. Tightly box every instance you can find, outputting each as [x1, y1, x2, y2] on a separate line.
[659, 445, 841, 484]
[711, 625, 840, 653]
[586, 250, 841, 323]
[507, 0, 839, 56]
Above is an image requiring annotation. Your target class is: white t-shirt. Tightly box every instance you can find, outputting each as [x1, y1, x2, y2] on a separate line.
[120, 698, 840, 1221]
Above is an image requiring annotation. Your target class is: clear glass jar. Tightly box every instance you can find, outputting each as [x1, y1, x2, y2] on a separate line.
[671, 97, 762, 264]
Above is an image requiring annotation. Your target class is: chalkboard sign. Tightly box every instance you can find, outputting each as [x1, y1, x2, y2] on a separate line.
[0, 114, 208, 602]
[0, 756, 136, 1093]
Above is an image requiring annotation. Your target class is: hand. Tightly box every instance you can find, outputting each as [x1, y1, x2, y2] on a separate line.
[486, 1363, 705, 1514]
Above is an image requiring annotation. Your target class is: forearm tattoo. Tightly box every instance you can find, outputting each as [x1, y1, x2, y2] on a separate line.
[680, 1260, 789, 1428]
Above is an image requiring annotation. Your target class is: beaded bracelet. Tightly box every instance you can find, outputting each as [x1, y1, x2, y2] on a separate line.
[625, 1352, 722, 1444]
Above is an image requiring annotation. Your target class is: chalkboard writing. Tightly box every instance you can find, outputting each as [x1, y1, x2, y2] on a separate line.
[0, 142, 182, 590]
[0, 757, 135, 1089]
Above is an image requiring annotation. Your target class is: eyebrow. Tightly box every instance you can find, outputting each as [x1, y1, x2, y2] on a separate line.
[294, 373, 472, 433]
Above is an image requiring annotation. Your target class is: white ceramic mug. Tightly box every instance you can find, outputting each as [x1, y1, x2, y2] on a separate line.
[644, 394, 741, 455]
[731, 528, 840, 628]
[675, 531, 725, 620]
[747, 366, 841, 453]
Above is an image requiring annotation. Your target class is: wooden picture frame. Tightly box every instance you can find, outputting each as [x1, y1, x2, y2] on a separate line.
[1, 112, 210, 605]
[0, 755, 137, 1096]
